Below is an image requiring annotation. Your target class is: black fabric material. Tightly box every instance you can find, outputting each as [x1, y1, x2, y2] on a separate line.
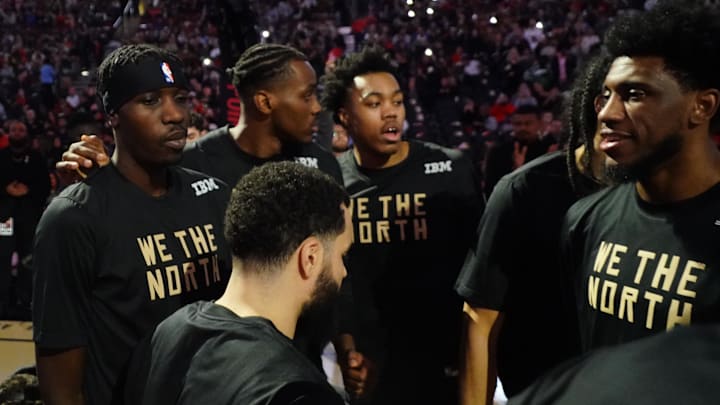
[483, 134, 555, 199]
[102, 57, 189, 113]
[142, 301, 345, 405]
[32, 165, 232, 405]
[562, 181, 720, 351]
[509, 325, 720, 405]
[180, 126, 344, 370]
[181, 125, 343, 188]
[455, 152, 583, 396]
[337, 140, 483, 404]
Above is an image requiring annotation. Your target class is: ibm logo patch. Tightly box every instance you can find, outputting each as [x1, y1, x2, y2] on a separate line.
[424, 160, 452, 174]
[295, 156, 319, 169]
[191, 178, 220, 196]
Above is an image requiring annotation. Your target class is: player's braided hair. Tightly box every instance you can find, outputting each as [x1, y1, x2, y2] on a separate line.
[564, 53, 610, 196]
[226, 43, 307, 101]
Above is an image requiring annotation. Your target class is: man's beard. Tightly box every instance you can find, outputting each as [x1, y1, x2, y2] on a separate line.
[301, 263, 341, 320]
[294, 263, 342, 357]
[604, 132, 683, 184]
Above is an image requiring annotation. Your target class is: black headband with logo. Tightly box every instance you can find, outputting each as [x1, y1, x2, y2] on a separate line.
[101, 56, 189, 113]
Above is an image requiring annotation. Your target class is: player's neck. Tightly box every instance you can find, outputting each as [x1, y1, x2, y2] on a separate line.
[230, 119, 283, 159]
[353, 141, 410, 170]
[216, 266, 300, 339]
[111, 152, 169, 197]
[636, 137, 720, 203]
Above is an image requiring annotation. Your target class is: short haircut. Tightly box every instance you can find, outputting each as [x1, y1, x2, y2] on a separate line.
[320, 46, 397, 124]
[224, 162, 350, 273]
[226, 43, 308, 101]
[565, 53, 612, 194]
[603, 1, 720, 125]
[512, 104, 541, 118]
[189, 112, 205, 129]
[97, 44, 185, 112]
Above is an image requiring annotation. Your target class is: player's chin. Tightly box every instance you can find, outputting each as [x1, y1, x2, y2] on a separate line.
[301, 127, 315, 143]
[158, 150, 184, 166]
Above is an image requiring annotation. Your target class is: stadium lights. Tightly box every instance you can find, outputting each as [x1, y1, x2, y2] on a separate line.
[80, 70, 90, 77]
[262, 30, 270, 39]
[408, 9, 416, 18]
[424, 48, 433, 57]
[535, 21, 544, 29]
[426, 7, 434, 15]
[202, 58, 212, 66]
[490, 16, 498, 24]
[406, 0, 413, 5]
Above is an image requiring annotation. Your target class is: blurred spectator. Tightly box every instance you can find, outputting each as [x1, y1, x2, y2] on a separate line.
[187, 111, 207, 143]
[330, 123, 350, 156]
[489, 93, 516, 124]
[0, 0, 630, 182]
[483, 105, 557, 198]
[0, 120, 50, 318]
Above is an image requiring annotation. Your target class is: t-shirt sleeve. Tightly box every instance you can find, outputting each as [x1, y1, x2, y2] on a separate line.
[325, 156, 344, 185]
[482, 140, 512, 198]
[179, 142, 207, 173]
[455, 175, 518, 310]
[456, 151, 485, 221]
[268, 381, 346, 405]
[32, 195, 96, 349]
[559, 198, 591, 300]
[448, 150, 485, 251]
[558, 198, 589, 348]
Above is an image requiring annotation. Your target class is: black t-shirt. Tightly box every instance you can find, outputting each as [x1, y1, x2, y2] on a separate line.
[143, 301, 345, 405]
[508, 325, 720, 405]
[181, 125, 343, 188]
[483, 134, 555, 198]
[338, 140, 483, 404]
[181, 126, 343, 369]
[32, 165, 232, 405]
[562, 181, 720, 351]
[454, 152, 583, 396]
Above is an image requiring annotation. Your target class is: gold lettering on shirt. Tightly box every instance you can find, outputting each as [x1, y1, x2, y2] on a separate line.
[352, 193, 429, 244]
[586, 241, 709, 333]
[142, 224, 223, 301]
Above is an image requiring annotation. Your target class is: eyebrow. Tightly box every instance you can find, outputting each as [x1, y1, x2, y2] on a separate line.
[604, 80, 654, 92]
[301, 82, 317, 92]
[361, 89, 403, 100]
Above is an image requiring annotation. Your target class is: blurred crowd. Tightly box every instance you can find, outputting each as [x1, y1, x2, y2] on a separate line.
[0, 0, 655, 196]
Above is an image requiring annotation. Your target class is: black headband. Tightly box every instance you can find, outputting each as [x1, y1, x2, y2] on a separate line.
[101, 56, 189, 113]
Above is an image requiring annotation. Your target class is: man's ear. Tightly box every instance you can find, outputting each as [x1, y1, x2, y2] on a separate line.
[297, 236, 324, 281]
[338, 108, 350, 128]
[254, 91, 274, 115]
[690, 89, 720, 126]
[108, 113, 119, 128]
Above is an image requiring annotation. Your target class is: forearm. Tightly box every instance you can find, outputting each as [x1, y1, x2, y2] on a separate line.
[39, 390, 84, 405]
[460, 303, 502, 405]
[36, 347, 86, 405]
